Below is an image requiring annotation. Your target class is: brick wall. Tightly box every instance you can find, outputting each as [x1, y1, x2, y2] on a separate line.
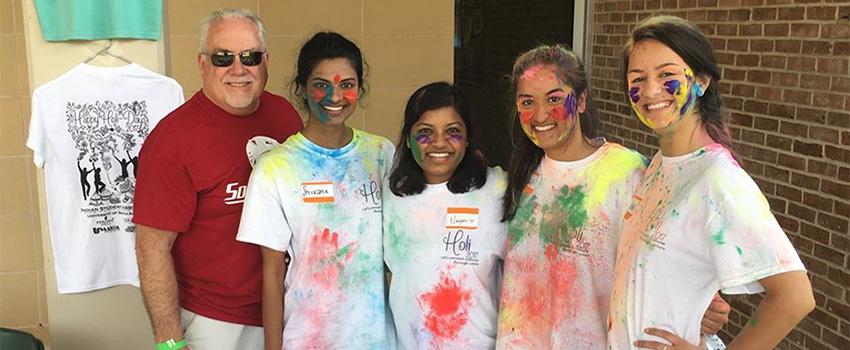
[455, 0, 574, 166]
[590, 1, 850, 349]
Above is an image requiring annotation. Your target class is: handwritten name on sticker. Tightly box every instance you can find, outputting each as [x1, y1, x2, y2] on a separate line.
[302, 181, 335, 203]
[446, 207, 479, 230]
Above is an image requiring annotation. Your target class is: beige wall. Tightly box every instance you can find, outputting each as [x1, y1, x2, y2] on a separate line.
[3, 0, 453, 348]
[167, 0, 455, 140]
[0, 0, 48, 344]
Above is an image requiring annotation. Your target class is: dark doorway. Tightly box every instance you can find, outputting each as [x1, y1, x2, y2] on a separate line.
[454, 0, 575, 167]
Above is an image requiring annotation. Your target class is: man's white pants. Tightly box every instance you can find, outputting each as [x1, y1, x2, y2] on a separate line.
[180, 308, 263, 350]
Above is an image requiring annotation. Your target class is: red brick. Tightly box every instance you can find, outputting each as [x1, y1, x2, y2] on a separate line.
[840, 167, 850, 182]
[807, 6, 839, 20]
[687, 10, 708, 21]
[781, 121, 809, 137]
[754, 116, 779, 130]
[707, 9, 729, 21]
[797, 107, 828, 124]
[731, 112, 753, 127]
[760, 89, 788, 105]
[788, 56, 817, 71]
[844, 131, 850, 145]
[810, 126, 841, 143]
[717, 23, 738, 36]
[833, 77, 850, 92]
[744, 100, 769, 114]
[826, 145, 849, 162]
[802, 221, 832, 244]
[822, 179, 850, 200]
[716, 52, 735, 65]
[761, 55, 787, 69]
[816, 57, 849, 74]
[764, 164, 790, 181]
[814, 242, 846, 265]
[777, 183, 803, 201]
[724, 68, 747, 81]
[735, 53, 759, 66]
[822, 328, 850, 350]
[802, 40, 834, 55]
[813, 92, 846, 110]
[827, 112, 850, 128]
[776, 39, 803, 53]
[808, 159, 839, 177]
[747, 70, 772, 84]
[728, 38, 749, 51]
[793, 140, 823, 156]
[743, 0, 763, 5]
[765, 23, 790, 37]
[729, 9, 752, 21]
[727, 97, 745, 111]
[773, 72, 800, 87]
[791, 23, 821, 38]
[741, 128, 765, 143]
[709, 37, 726, 50]
[800, 74, 832, 91]
[784, 89, 813, 104]
[769, 103, 796, 119]
[818, 211, 849, 233]
[700, 0, 719, 5]
[832, 41, 850, 56]
[789, 201, 818, 221]
[749, 39, 774, 52]
[732, 84, 756, 98]
[753, 7, 778, 20]
[645, 0, 662, 9]
[780, 7, 807, 20]
[768, 133, 794, 150]
[804, 192, 835, 212]
[823, 23, 850, 39]
[739, 24, 763, 37]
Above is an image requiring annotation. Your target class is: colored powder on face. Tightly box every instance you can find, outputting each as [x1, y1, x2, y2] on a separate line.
[410, 134, 425, 166]
[342, 89, 358, 105]
[333, 74, 341, 85]
[520, 64, 545, 81]
[628, 87, 640, 103]
[663, 79, 681, 96]
[564, 91, 578, 117]
[711, 229, 726, 245]
[308, 84, 335, 123]
[550, 105, 567, 121]
[448, 134, 466, 143]
[519, 110, 534, 124]
[419, 272, 472, 342]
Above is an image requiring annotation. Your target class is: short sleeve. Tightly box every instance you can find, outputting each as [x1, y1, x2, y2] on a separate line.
[707, 168, 806, 294]
[132, 145, 197, 232]
[236, 154, 293, 252]
[26, 90, 48, 167]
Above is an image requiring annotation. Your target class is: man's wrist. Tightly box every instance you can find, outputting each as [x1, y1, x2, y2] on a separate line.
[155, 338, 187, 350]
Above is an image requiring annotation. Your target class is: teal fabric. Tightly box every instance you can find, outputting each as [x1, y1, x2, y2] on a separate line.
[0, 328, 45, 350]
[34, 0, 161, 41]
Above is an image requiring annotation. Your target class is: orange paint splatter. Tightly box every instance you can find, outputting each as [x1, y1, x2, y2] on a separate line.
[419, 271, 472, 346]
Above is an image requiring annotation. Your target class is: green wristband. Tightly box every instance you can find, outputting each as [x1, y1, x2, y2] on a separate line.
[155, 338, 187, 350]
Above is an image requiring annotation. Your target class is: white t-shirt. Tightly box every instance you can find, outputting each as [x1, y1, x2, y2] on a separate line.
[26, 63, 183, 293]
[497, 142, 647, 349]
[237, 129, 397, 349]
[608, 144, 806, 349]
[384, 167, 507, 350]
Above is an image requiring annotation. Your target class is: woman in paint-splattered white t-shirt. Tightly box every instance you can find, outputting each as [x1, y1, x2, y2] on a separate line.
[384, 82, 507, 350]
[608, 16, 814, 350]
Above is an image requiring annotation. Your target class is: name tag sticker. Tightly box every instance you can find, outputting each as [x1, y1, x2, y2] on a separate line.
[446, 207, 479, 230]
[302, 181, 335, 203]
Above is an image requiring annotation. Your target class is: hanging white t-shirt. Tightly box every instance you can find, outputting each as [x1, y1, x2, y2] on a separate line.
[608, 144, 806, 349]
[497, 142, 647, 349]
[27, 63, 183, 293]
[236, 129, 397, 349]
[384, 167, 507, 350]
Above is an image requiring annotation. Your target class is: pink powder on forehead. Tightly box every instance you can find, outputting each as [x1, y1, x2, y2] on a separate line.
[520, 64, 546, 81]
[333, 74, 341, 84]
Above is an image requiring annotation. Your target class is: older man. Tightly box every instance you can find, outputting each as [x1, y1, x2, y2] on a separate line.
[133, 9, 302, 350]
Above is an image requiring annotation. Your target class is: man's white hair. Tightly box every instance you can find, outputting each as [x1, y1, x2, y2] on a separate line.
[198, 8, 267, 52]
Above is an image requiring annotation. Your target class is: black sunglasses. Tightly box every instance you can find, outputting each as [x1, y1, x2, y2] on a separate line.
[203, 50, 265, 67]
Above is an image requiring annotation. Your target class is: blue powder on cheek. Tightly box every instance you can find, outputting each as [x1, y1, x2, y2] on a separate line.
[309, 85, 335, 123]
[663, 80, 681, 96]
[628, 87, 640, 103]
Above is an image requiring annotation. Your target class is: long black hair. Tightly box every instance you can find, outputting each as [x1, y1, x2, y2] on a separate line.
[502, 44, 600, 222]
[623, 15, 734, 155]
[389, 82, 488, 196]
[290, 32, 367, 111]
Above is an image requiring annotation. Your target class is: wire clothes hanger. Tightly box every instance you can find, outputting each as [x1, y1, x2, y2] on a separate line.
[83, 39, 132, 64]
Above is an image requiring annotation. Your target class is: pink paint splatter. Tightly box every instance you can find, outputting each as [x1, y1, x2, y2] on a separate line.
[306, 228, 356, 288]
[342, 89, 358, 104]
[418, 271, 472, 348]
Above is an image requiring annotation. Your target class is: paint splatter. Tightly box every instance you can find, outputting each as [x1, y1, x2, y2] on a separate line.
[508, 194, 537, 245]
[307, 228, 357, 288]
[418, 271, 472, 347]
[711, 229, 726, 245]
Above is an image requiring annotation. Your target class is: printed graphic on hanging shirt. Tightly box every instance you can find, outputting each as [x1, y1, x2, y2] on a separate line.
[496, 142, 646, 350]
[607, 144, 806, 349]
[27, 63, 183, 293]
[384, 167, 507, 350]
[237, 129, 396, 349]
